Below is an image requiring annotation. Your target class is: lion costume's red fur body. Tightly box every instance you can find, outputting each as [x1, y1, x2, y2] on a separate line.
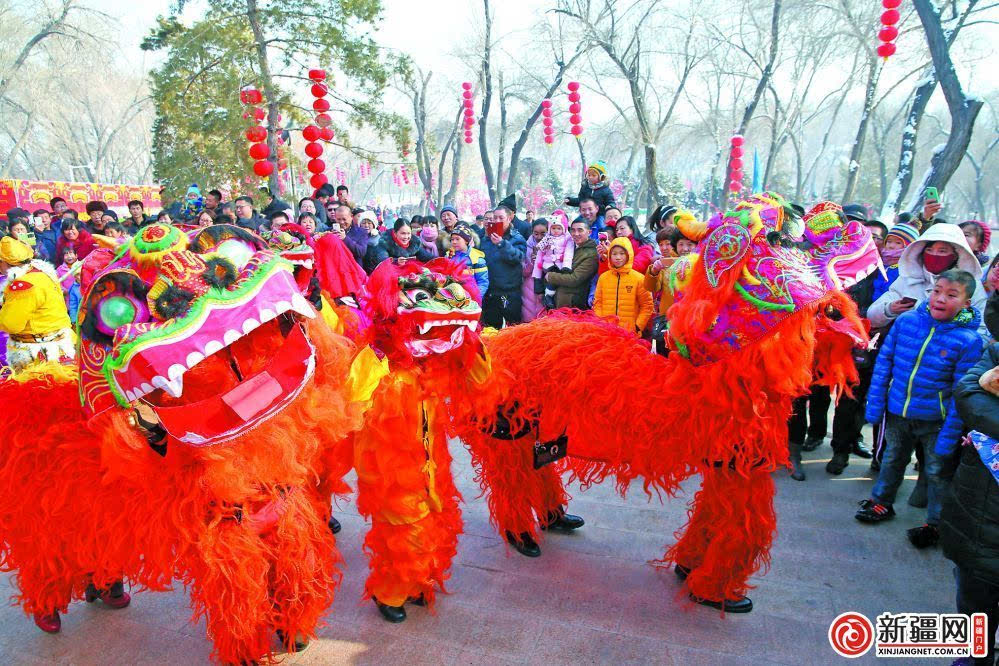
[0, 320, 365, 663]
[457, 294, 862, 604]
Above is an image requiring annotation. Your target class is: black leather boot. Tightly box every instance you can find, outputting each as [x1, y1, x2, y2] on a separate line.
[690, 593, 753, 613]
[276, 629, 310, 653]
[826, 451, 849, 475]
[542, 506, 585, 531]
[374, 598, 406, 623]
[674, 564, 691, 581]
[788, 440, 806, 481]
[505, 531, 541, 557]
[328, 516, 341, 535]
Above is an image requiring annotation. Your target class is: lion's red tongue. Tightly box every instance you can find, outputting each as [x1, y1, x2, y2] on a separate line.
[152, 323, 315, 446]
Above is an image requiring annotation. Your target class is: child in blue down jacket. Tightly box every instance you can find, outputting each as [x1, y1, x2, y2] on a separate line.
[446, 225, 489, 299]
[856, 269, 984, 549]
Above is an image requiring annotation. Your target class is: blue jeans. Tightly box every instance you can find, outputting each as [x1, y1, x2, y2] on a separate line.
[871, 413, 955, 525]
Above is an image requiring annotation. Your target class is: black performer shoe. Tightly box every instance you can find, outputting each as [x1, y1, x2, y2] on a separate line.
[851, 439, 873, 459]
[825, 452, 849, 475]
[407, 594, 427, 606]
[374, 598, 407, 623]
[328, 516, 341, 535]
[674, 564, 691, 581]
[801, 435, 824, 452]
[541, 506, 585, 531]
[276, 629, 310, 653]
[690, 593, 753, 613]
[505, 531, 541, 557]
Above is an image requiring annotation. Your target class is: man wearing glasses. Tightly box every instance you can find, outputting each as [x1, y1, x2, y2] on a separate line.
[233, 196, 264, 232]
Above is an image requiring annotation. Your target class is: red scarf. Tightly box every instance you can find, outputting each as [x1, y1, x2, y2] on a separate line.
[392, 230, 411, 249]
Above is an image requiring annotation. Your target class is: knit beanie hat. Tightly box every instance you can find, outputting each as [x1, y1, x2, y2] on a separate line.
[886, 222, 919, 247]
[967, 219, 992, 250]
[587, 161, 608, 181]
[440, 205, 458, 219]
[450, 225, 473, 246]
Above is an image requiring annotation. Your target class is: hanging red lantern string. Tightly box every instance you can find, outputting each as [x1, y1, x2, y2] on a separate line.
[306, 68, 331, 190]
[567, 81, 583, 137]
[877, 0, 901, 59]
[240, 85, 272, 180]
[541, 98, 555, 146]
[461, 82, 475, 144]
[728, 134, 745, 193]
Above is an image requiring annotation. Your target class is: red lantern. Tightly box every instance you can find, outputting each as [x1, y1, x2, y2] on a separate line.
[304, 142, 323, 158]
[877, 42, 897, 57]
[570, 114, 582, 125]
[462, 81, 472, 90]
[541, 99, 552, 108]
[302, 125, 320, 141]
[463, 90, 473, 99]
[570, 125, 583, 136]
[315, 113, 332, 127]
[310, 173, 328, 188]
[544, 136, 554, 145]
[320, 127, 334, 141]
[240, 88, 262, 105]
[307, 158, 325, 174]
[463, 107, 474, 117]
[878, 26, 899, 42]
[245, 126, 267, 142]
[308, 69, 327, 81]
[569, 103, 581, 114]
[567, 81, 580, 91]
[731, 134, 745, 146]
[730, 158, 744, 170]
[249, 143, 271, 160]
[543, 125, 555, 136]
[731, 146, 744, 158]
[568, 92, 580, 103]
[881, 9, 900, 24]
[311, 83, 328, 98]
[882, 0, 901, 6]
[253, 160, 274, 177]
[464, 136, 473, 144]
[313, 98, 330, 112]
[728, 180, 741, 192]
[731, 170, 744, 181]
[464, 118, 475, 128]
[253, 108, 266, 121]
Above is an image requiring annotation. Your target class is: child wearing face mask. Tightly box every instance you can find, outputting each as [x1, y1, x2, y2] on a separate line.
[532, 211, 574, 311]
[872, 223, 919, 303]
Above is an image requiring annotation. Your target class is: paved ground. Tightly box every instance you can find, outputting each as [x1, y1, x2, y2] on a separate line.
[0, 438, 958, 665]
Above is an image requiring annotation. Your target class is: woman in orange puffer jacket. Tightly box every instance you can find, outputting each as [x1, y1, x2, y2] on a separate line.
[593, 237, 654, 335]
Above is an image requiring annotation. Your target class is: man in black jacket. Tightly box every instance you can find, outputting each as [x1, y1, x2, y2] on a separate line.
[940, 312, 999, 666]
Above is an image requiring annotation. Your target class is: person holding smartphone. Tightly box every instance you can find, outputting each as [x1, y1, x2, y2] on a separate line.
[870, 223, 989, 338]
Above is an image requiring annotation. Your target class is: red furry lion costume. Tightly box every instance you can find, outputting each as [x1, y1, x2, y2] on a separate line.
[347, 257, 500, 622]
[456, 194, 880, 611]
[0, 224, 368, 663]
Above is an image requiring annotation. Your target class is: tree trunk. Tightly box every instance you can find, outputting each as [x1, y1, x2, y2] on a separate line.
[878, 72, 936, 220]
[436, 106, 460, 206]
[495, 72, 507, 199]
[907, 0, 985, 212]
[477, 0, 497, 206]
[246, 0, 280, 195]
[841, 56, 882, 203]
[722, 0, 782, 209]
